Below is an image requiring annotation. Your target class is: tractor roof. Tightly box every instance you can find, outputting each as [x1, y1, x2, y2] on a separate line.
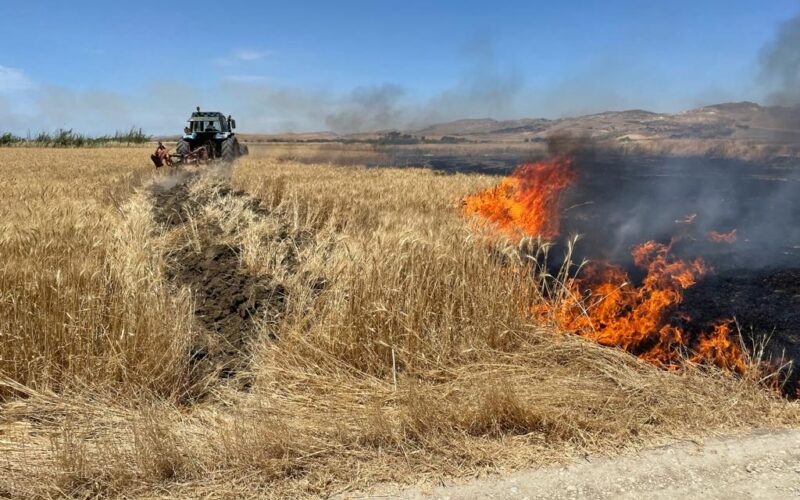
[189, 111, 225, 121]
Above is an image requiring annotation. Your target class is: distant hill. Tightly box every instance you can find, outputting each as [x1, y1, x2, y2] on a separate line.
[408, 102, 800, 144]
[241, 102, 800, 161]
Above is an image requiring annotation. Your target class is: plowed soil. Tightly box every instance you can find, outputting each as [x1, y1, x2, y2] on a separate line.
[151, 175, 285, 379]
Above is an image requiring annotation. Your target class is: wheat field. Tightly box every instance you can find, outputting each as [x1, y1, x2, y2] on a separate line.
[0, 146, 797, 498]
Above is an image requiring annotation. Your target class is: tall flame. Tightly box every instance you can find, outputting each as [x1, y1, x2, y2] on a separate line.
[692, 321, 747, 373]
[546, 241, 741, 370]
[464, 157, 747, 374]
[547, 242, 746, 372]
[463, 158, 576, 240]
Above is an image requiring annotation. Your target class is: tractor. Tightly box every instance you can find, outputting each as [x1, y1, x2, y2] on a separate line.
[151, 107, 249, 167]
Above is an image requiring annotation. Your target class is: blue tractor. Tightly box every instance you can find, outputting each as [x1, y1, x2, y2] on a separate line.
[175, 107, 248, 163]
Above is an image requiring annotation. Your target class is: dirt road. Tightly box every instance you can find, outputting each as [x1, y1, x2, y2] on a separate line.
[356, 430, 800, 499]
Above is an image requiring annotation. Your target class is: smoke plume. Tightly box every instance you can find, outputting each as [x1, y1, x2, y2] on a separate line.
[760, 13, 800, 105]
[325, 84, 405, 133]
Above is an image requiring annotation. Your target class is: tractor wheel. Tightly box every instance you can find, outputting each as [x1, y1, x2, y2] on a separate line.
[240, 143, 249, 156]
[176, 139, 191, 155]
[221, 137, 239, 162]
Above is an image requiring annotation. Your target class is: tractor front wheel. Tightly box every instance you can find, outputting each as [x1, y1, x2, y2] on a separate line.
[221, 137, 239, 162]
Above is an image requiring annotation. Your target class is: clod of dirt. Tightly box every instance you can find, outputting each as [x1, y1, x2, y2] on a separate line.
[166, 243, 285, 349]
[151, 181, 198, 228]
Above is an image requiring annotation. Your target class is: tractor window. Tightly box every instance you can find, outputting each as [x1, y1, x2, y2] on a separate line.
[190, 120, 222, 132]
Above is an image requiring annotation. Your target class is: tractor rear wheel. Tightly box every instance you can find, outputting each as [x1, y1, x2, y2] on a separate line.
[221, 137, 239, 162]
[176, 139, 191, 155]
[240, 143, 249, 156]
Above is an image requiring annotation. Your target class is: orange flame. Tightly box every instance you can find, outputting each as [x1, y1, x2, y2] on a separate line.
[463, 158, 576, 240]
[549, 243, 745, 371]
[707, 229, 737, 243]
[692, 321, 746, 374]
[548, 241, 718, 365]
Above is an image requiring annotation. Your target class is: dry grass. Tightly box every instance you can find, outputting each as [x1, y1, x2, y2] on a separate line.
[0, 148, 193, 398]
[256, 141, 550, 168]
[614, 137, 800, 162]
[0, 145, 798, 498]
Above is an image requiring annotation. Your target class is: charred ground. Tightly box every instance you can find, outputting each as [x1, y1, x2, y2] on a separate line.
[560, 153, 800, 392]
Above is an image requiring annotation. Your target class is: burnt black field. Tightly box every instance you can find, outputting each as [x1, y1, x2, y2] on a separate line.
[379, 150, 800, 266]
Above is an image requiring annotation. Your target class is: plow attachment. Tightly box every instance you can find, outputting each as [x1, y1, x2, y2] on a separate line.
[151, 142, 217, 168]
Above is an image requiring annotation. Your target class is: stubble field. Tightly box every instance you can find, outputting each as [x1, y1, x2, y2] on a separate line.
[0, 145, 797, 498]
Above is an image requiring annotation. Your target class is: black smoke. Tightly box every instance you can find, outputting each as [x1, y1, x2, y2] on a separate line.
[325, 84, 405, 133]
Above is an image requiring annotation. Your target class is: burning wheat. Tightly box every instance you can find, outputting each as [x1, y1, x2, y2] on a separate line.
[462, 156, 769, 377]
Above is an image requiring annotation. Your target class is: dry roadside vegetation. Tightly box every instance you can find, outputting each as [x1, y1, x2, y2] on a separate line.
[0, 145, 798, 498]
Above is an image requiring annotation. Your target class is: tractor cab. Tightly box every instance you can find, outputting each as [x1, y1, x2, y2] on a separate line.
[184, 110, 236, 137]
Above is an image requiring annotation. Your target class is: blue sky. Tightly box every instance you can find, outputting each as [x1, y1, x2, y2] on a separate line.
[1, 1, 798, 134]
